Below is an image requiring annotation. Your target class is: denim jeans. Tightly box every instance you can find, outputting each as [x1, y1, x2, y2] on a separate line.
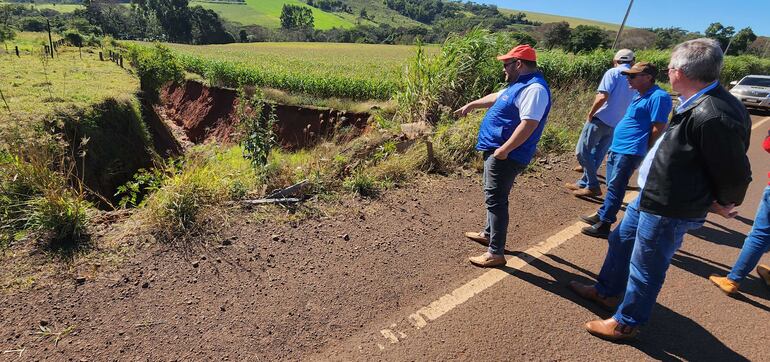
[594, 197, 705, 326]
[597, 152, 643, 224]
[482, 151, 526, 255]
[728, 185, 770, 282]
[575, 117, 614, 190]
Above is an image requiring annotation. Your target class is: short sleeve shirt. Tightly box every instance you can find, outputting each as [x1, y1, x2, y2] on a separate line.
[610, 85, 672, 156]
[593, 64, 637, 128]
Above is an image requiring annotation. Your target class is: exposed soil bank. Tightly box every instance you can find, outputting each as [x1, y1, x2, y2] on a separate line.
[157, 81, 372, 149]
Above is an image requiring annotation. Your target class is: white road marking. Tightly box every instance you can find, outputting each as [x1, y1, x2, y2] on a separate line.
[379, 191, 639, 347]
[752, 116, 770, 130]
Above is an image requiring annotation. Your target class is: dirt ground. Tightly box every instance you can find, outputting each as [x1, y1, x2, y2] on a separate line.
[0, 161, 594, 361]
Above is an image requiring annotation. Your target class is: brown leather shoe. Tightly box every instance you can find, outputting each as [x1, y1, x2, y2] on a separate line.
[464, 231, 489, 246]
[757, 265, 770, 290]
[585, 318, 638, 341]
[469, 253, 506, 267]
[573, 187, 602, 197]
[573, 165, 583, 172]
[709, 274, 739, 295]
[567, 281, 620, 311]
[565, 182, 583, 191]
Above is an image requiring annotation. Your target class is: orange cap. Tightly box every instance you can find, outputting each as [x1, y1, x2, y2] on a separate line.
[497, 44, 537, 62]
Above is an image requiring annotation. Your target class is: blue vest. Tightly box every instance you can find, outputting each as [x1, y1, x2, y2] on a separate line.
[475, 72, 551, 165]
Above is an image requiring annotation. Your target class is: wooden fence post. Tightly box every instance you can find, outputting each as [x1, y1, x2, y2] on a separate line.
[15, 46, 19, 58]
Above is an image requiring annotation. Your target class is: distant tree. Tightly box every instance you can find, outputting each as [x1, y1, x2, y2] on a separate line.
[539, 21, 571, 50]
[616, 28, 656, 50]
[359, 8, 369, 20]
[63, 30, 84, 47]
[0, 5, 15, 42]
[189, 6, 233, 44]
[511, 31, 536, 47]
[727, 27, 757, 55]
[568, 25, 609, 53]
[280, 4, 314, 30]
[239, 29, 248, 42]
[747, 36, 770, 58]
[705, 22, 735, 50]
[649, 27, 689, 50]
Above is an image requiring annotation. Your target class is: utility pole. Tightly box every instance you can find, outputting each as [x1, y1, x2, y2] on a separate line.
[612, 0, 635, 50]
[724, 35, 735, 55]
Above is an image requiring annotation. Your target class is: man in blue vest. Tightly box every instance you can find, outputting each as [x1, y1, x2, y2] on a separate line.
[454, 44, 552, 267]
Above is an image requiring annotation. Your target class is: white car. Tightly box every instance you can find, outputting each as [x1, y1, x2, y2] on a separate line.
[729, 75, 770, 109]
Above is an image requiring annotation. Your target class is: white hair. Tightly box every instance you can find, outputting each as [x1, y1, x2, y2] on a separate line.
[669, 38, 724, 83]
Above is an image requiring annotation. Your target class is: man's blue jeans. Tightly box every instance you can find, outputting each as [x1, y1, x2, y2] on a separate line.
[728, 185, 770, 282]
[482, 151, 526, 255]
[597, 152, 643, 224]
[575, 117, 614, 190]
[594, 197, 705, 326]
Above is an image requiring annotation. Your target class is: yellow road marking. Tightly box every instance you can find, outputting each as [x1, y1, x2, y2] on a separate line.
[379, 191, 639, 346]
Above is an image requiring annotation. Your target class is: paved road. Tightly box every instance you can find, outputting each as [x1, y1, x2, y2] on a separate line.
[323, 112, 770, 361]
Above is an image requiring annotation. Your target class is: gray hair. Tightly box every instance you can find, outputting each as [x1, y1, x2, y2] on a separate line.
[669, 38, 724, 83]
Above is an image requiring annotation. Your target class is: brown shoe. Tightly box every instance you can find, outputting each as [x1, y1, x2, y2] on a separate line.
[469, 253, 506, 267]
[464, 231, 489, 246]
[757, 265, 770, 290]
[585, 318, 638, 341]
[567, 281, 620, 311]
[573, 165, 583, 172]
[573, 187, 602, 197]
[565, 182, 583, 191]
[709, 274, 739, 295]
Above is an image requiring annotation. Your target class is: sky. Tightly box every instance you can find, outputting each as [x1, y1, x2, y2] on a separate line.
[475, 0, 769, 36]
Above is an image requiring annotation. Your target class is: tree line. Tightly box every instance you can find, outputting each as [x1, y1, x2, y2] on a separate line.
[0, 0, 767, 58]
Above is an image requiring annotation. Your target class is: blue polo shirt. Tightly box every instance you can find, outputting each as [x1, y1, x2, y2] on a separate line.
[593, 63, 637, 128]
[609, 84, 672, 156]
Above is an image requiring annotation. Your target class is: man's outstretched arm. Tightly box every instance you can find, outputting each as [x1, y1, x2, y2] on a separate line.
[454, 91, 502, 117]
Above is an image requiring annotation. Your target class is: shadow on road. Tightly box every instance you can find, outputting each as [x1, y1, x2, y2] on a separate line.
[503, 252, 750, 361]
[687, 221, 747, 249]
[748, 108, 770, 117]
[672, 250, 770, 309]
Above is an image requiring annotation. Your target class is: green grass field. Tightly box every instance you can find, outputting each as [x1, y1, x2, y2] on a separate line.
[192, 0, 365, 29]
[0, 36, 138, 120]
[162, 41, 438, 99]
[0, 2, 84, 13]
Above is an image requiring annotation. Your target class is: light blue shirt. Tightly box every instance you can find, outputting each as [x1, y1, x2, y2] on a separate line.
[637, 81, 720, 189]
[593, 63, 637, 128]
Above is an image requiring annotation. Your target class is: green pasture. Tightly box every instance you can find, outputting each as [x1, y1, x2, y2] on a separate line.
[0, 40, 138, 120]
[198, 0, 361, 29]
[0, 2, 83, 13]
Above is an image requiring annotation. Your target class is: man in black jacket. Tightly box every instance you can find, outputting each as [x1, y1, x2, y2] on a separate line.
[568, 38, 752, 341]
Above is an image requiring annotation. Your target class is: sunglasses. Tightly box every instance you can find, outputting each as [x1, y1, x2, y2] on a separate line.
[626, 73, 652, 79]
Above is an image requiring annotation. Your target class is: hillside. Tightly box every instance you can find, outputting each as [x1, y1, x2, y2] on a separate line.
[499, 8, 624, 31]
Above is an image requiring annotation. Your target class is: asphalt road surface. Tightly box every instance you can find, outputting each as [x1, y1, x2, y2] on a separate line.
[321, 112, 770, 361]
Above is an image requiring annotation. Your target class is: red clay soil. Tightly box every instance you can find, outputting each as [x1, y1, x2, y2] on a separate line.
[0, 162, 593, 360]
[158, 81, 371, 150]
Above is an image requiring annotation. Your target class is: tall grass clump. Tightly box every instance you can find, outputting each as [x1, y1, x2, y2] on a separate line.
[142, 145, 259, 238]
[127, 43, 184, 101]
[395, 29, 511, 124]
[0, 133, 91, 251]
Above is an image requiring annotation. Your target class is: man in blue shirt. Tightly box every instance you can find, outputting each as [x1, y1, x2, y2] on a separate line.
[566, 49, 637, 197]
[581, 62, 672, 238]
[454, 44, 552, 267]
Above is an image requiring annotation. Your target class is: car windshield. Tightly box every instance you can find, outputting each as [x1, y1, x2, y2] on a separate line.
[738, 77, 770, 87]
